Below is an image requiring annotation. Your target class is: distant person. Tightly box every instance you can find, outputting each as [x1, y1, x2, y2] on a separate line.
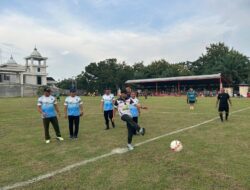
[56, 92, 61, 102]
[126, 86, 132, 98]
[113, 90, 145, 151]
[216, 88, 232, 122]
[100, 88, 115, 130]
[37, 87, 64, 144]
[187, 88, 197, 110]
[64, 88, 83, 139]
[144, 91, 148, 99]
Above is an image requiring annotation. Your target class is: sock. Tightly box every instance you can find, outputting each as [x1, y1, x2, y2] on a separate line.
[226, 113, 229, 120]
[219, 113, 223, 122]
[105, 123, 109, 129]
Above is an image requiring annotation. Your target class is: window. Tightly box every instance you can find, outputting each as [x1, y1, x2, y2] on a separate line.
[37, 68, 41, 72]
[4, 74, 10, 81]
[0, 74, 2, 82]
[37, 76, 42, 85]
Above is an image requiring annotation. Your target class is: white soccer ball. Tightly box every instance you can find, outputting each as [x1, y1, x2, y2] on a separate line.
[170, 140, 183, 152]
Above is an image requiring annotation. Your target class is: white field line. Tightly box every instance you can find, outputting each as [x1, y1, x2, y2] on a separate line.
[1, 106, 249, 190]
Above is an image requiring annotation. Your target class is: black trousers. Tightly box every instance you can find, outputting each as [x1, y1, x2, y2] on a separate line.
[132, 117, 138, 123]
[42, 117, 61, 140]
[121, 114, 141, 144]
[132, 117, 138, 135]
[104, 110, 113, 127]
[68, 116, 80, 137]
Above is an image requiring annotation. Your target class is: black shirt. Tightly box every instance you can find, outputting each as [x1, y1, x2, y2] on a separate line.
[217, 93, 230, 107]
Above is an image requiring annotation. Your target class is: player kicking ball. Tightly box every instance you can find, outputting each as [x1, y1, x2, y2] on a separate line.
[216, 88, 232, 122]
[113, 90, 146, 151]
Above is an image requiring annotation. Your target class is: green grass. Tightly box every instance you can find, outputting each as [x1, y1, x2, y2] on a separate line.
[0, 96, 250, 190]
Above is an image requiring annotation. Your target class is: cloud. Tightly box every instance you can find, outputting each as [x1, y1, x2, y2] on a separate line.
[61, 50, 70, 55]
[0, 1, 249, 79]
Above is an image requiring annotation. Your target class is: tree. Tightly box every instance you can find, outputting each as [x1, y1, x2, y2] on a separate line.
[191, 42, 250, 85]
[57, 42, 250, 92]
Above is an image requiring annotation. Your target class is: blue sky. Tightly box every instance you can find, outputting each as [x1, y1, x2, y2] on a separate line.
[0, 0, 250, 79]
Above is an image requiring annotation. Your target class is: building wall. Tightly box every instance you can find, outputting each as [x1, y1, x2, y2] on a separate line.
[224, 87, 233, 97]
[25, 75, 37, 85]
[23, 84, 39, 97]
[0, 84, 21, 97]
[0, 73, 20, 83]
[0, 84, 39, 97]
[239, 86, 249, 97]
[43, 76, 47, 85]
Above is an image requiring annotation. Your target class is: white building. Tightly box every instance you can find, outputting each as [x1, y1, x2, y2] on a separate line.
[0, 47, 49, 97]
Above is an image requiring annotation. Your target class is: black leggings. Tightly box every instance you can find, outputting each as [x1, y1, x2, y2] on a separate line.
[104, 110, 113, 127]
[121, 114, 141, 144]
[68, 116, 80, 137]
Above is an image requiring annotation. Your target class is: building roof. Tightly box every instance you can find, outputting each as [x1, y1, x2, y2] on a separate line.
[6, 55, 18, 65]
[0, 55, 26, 72]
[25, 47, 48, 60]
[47, 77, 57, 84]
[31, 47, 42, 57]
[238, 83, 249, 86]
[47, 77, 56, 81]
[125, 73, 222, 84]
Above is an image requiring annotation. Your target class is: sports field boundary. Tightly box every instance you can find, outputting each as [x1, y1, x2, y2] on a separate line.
[1, 106, 249, 190]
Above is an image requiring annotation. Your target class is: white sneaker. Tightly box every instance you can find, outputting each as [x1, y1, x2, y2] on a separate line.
[45, 140, 50, 144]
[56, 137, 64, 141]
[127, 144, 134, 151]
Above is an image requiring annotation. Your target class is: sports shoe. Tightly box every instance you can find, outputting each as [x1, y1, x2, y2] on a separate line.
[139, 128, 145, 136]
[56, 137, 64, 141]
[45, 140, 50, 144]
[127, 144, 134, 151]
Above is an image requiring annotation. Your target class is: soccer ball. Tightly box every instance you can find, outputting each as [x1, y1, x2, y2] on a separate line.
[170, 140, 183, 152]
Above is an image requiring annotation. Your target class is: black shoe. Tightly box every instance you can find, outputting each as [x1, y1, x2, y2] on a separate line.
[105, 127, 110, 130]
[139, 128, 145, 136]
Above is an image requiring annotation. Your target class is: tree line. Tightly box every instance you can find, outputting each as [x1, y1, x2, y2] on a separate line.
[57, 42, 250, 93]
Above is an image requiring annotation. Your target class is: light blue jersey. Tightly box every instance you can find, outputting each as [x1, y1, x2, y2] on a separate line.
[130, 97, 139, 117]
[64, 96, 83, 116]
[102, 94, 114, 111]
[187, 91, 196, 101]
[37, 95, 57, 118]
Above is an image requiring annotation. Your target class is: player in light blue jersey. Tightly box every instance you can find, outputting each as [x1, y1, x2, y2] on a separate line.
[37, 87, 64, 144]
[64, 88, 83, 139]
[187, 88, 197, 110]
[130, 92, 140, 123]
[100, 88, 115, 130]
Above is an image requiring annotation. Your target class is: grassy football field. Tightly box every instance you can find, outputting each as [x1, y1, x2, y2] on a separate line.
[0, 96, 250, 190]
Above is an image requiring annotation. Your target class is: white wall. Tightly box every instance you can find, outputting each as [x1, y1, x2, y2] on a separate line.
[239, 86, 249, 97]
